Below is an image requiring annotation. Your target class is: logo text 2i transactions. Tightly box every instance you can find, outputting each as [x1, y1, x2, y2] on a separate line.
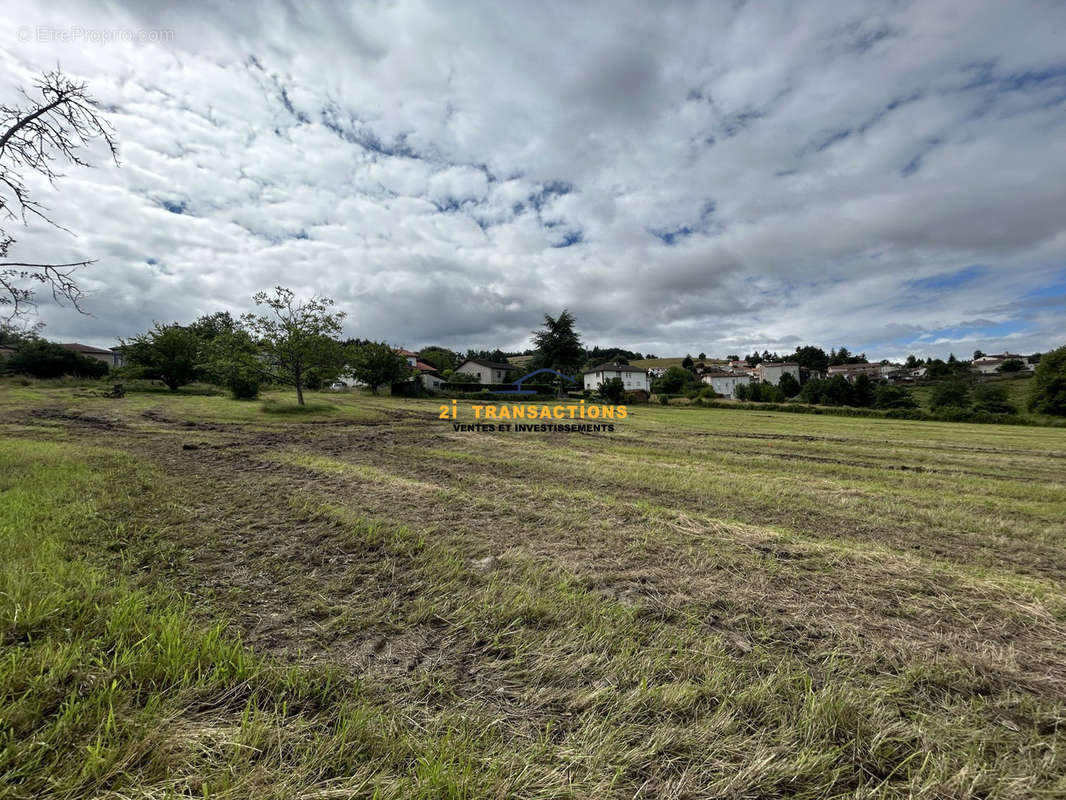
[438, 399, 627, 432]
[438, 400, 628, 420]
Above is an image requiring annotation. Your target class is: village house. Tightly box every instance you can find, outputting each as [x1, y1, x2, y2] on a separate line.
[702, 371, 751, 398]
[826, 362, 883, 382]
[454, 358, 518, 385]
[583, 361, 650, 392]
[395, 348, 446, 390]
[972, 354, 1033, 374]
[754, 362, 800, 384]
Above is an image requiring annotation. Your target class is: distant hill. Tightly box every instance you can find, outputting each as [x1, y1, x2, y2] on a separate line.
[631, 357, 727, 369]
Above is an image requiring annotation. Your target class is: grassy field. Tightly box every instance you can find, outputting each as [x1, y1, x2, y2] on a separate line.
[909, 373, 1035, 414]
[632, 356, 727, 369]
[2, 379, 1065, 798]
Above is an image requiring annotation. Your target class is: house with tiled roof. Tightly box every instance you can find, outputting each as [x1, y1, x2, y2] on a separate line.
[393, 348, 446, 391]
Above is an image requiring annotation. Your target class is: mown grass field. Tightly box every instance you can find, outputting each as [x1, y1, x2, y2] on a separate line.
[2, 379, 1065, 798]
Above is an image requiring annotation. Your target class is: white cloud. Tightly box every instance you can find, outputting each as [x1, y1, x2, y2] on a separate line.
[1, 0, 1065, 359]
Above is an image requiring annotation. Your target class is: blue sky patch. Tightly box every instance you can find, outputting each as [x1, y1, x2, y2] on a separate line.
[906, 265, 987, 291]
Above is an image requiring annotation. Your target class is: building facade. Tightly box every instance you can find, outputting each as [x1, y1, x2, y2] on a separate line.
[455, 359, 517, 384]
[583, 362, 650, 392]
[702, 371, 751, 397]
[754, 362, 800, 384]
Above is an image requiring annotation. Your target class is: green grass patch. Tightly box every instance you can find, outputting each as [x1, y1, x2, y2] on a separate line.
[259, 398, 337, 415]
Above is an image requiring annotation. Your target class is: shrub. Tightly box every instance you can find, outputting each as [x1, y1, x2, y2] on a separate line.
[930, 381, 971, 410]
[852, 374, 875, 407]
[7, 341, 109, 379]
[873, 384, 918, 409]
[227, 372, 262, 400]
[778, 372, 800, 398]
[972, 383, 1015, 414]
[597, 377, 625, 403]
[997, 359, 1025, 373]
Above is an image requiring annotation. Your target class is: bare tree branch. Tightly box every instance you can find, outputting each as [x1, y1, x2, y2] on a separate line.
[0, 68, 118, 322]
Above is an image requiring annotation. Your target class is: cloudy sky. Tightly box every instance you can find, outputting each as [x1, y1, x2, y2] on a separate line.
[2, 0, 1065, 360]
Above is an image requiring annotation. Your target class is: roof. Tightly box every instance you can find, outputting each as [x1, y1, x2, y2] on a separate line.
[60, 342, 114, 355]
[458, 359, 516, 371]
[757, 362, 799, 368]
[414, 360, 440, 373]
[587, 361, 648, 374]
[704, 371, 748, 378]
[394, 348, 418, 357]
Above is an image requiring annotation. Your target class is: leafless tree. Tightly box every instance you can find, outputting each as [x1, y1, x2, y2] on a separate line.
[0, 68, 118, 321]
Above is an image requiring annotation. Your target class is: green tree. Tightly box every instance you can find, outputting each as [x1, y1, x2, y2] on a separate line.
[778, 372, 800, 398]
[823, 375, 856, 406]
[349, 341, 411, 394]
[122, 323, 201, 391]
[973, 349, 985, 360]
[681, 355, 694, 370]
[930, 381, 971, 410]
[754, 382, 785, 402]
[852, 373, 875, 407]
[597, 376, 625, 403]
[973, 383, 1015, 414]
[201, 327, 262, 399]
[188, 311, 241, 341]
[799, 378, 827, 404]
[997, 359, 1025, 373]
[531, 309, 583, 375]
[793, 345, 830, 373]
[654, 366, 696, 394]
[697, 351, 706, 360]
[925, 359, 952, 380]
[7, 340, 108, 378]
[726, 354, 740, 362]
[243, 287, 346, 405]
[1027, 345, 1066, 415]
[0, 322, 41, 348]
[873, 384, 917, 409]
[418, 346, 458, 373]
